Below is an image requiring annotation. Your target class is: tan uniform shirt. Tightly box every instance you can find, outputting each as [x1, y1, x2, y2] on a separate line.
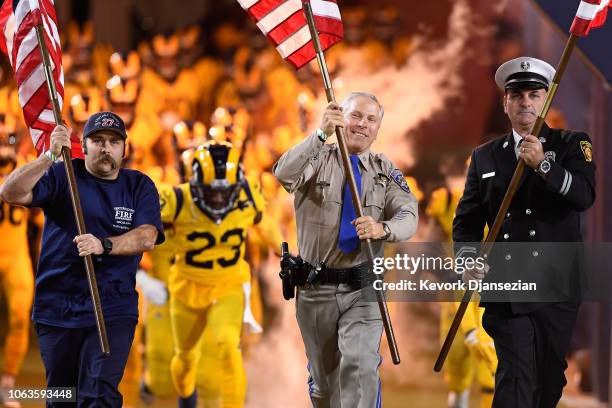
[273, 132, 418, 268]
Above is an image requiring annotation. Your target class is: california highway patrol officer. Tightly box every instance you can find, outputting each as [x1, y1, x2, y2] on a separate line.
[454, 57, 596, 407]
[273, 92, 418, 407]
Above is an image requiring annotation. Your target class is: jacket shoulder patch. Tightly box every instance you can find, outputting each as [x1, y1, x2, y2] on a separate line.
[580, 140, 592, 162]
[389, 169, 411, 193]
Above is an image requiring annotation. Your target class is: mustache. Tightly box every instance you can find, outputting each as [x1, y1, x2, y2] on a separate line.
[94, 153, 117, 169]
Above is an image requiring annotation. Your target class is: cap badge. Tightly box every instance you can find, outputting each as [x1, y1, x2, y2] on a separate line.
[520, 61, 530, 71]
[101, 118, 115, 127]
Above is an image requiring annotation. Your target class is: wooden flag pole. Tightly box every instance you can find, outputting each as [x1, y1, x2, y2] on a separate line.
[434, 34, 578, 372]
[303, 1, 401, 365]
[35, 24, 110, 356]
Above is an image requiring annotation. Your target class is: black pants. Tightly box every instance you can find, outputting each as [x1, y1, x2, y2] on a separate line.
[482, 303, 578, 408]
[36, 318, 136, 407]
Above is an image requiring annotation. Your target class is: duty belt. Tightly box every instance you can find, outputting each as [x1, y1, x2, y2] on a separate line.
[294, 262, 373, 286]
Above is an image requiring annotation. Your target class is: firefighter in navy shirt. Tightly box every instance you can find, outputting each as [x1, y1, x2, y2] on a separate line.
[0, 111, 165, 407]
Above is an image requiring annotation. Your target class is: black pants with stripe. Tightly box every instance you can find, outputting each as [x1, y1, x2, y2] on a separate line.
[482, 302, 578, 408]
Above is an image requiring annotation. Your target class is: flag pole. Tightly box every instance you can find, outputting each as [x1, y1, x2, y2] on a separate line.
[34, 24, 110, 356]
[302, 1, 401, 365]
[434, 34, 578, 372]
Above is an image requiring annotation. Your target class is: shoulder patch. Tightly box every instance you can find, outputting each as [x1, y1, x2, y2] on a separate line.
[389, 169, 411, 194]
[580, 140, 592, 162]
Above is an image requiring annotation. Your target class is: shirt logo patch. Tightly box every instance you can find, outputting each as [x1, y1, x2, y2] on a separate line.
[113, 206, 134, 230]
[580, 141, 592, 162]
[389, 169, 411, 194]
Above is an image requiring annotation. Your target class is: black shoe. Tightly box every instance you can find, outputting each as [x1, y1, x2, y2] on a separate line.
[139, 381, 155, 406]
[178, 390, 197, 408]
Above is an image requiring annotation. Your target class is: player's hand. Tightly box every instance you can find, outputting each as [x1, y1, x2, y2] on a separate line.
[464, 328, 497, 375]
[49, 125, 72, 157]
[518, 134, 544, 169]
[73, 234, 103, 256]
[462, 262, 489, 284]
[352, 216, 385, 240]
[136, 270, 168, 306]
[320, 101, 344, 136]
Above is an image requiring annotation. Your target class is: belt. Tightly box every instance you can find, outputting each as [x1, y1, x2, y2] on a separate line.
[293, 262, 373, 286]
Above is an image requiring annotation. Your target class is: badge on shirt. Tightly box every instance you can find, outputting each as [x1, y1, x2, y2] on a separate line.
[389, 169, 411, 194]
[580, 141, 593, 162]
[544, 151, 556, 162]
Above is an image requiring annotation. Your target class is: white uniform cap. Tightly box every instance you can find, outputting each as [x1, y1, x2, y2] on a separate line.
[495, 57, 556, 91]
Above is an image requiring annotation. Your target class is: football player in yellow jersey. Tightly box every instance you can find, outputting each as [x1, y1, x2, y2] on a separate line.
[140, 33, 200, 122]
[137, 147, 262, 405]
[159, 141, 264, 408]
[65, 87, 106, 138]
[0, 128, 36, 408]
[106, 74, 168, 170]
[137, 167, 182, 402]
[426, 155, 496, 408]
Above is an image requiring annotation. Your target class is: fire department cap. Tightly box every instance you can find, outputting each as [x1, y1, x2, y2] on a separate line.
[495, 57, 555, 91]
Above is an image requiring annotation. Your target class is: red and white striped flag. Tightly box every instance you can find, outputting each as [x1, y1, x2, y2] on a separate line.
[237, 0, 343, 69]
[0, 0, 82, 157]
[570, 0, 611, 37]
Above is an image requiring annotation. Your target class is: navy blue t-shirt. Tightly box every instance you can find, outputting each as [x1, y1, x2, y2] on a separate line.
[29, 159, 165, 328]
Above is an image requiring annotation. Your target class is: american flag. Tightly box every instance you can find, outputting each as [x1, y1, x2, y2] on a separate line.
[570, 0, 611, 37]
[237, 0, 343, 69]
[0, 0, 82, 157]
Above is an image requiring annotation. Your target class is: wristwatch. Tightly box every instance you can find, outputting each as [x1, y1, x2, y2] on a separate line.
[316, 128, 328, 143]
[381, 222, 391, 240]
[537, 159, 551, 177]
[101, 238, 113, 255]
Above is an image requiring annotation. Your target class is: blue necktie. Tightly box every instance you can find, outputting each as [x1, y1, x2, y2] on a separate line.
[337, 155, 362, 253]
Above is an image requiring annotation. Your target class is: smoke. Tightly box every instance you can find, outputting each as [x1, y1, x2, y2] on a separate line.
[312, 0, 480, 170]
[244, 256, 310, 407]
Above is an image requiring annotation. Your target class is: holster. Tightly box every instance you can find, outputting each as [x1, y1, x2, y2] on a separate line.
[279, 242, 303, 300]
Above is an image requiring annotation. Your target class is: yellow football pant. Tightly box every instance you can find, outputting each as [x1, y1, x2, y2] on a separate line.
[440, 302, 495, 407]
[119, 288, 144, 408]
[0, 252, 33, 376]
[145, 278, 263, 402]
[170, 281, 246, 407]
[145, 300, 238, 401]
[144, 301, 177, 398]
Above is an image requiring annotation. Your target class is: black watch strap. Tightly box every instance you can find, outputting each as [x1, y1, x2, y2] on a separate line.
[101, 238, 113, 255]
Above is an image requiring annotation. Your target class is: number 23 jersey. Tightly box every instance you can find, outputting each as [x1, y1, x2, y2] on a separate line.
[159, 176, 264, 286]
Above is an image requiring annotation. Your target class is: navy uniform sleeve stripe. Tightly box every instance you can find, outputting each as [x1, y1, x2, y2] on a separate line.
[173, 187, 184, 221]
[241, 179, 258, 212]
